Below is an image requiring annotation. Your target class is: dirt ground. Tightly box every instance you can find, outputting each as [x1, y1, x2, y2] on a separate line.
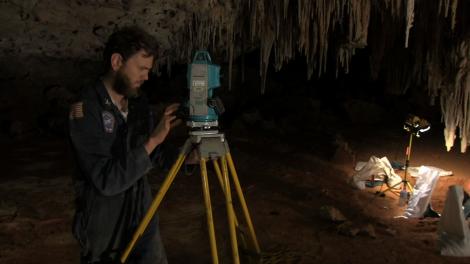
[1, 119, 470, 264]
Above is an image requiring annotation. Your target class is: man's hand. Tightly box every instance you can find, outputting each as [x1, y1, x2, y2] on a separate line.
[144, 103, 180, 154]
[151, 103, 180, 144]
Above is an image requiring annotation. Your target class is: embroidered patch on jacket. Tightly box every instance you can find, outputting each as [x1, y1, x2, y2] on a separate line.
[102, 111, 115, 133]
[104, 98, 112, 107]
[69, 102, 84, 120]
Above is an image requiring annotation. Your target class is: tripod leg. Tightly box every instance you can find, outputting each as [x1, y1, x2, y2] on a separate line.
[120, 150, 187, 263]
[221, 157, 240, 264]
[200, 158, 219, 264]
[212, 159, 241, 227]
[406, 181, 414, 193]
[212, 159, 226, 193]
[214, 159, 250, 253]
[226, 153, 261, 254]
[378, 181, 403, 196]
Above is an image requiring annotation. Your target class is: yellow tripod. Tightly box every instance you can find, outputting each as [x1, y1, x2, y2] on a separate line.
[377, 132, 415, 196]
[120, 131, 261, 264]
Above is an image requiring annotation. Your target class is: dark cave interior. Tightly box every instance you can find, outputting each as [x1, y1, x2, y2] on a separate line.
[1, 1, 470, 263]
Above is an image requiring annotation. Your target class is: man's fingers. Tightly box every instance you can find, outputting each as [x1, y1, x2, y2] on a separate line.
[164, 103, 180, 115]
[167, 115, 177, 123]
[169, 103, 180, 109]
[170, 119, 182, 129]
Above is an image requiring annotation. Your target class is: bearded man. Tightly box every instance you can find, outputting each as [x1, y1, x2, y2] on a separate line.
[69, 26, 177, 264]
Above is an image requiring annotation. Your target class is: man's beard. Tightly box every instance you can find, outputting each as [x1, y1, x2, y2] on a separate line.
[113, 70, 140, 98]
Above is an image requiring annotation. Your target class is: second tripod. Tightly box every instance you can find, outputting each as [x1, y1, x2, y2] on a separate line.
[376, 115, 430, 203]
[376, 132, 415, 203]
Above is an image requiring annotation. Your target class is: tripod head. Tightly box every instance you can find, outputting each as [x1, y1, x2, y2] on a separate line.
[404, 114, 430, 137]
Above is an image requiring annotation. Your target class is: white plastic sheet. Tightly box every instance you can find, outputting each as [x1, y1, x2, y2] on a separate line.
[408, 166, 453, 177]
[401, 166, 441, 218]
[438, 185, 470, 256]
[352, 156, 401, 190]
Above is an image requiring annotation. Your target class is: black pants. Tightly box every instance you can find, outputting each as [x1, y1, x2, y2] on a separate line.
[80, 219, 167, 264]
[127, 220, 167, 264]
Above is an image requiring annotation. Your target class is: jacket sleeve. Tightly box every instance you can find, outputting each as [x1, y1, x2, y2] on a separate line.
[149, 142, 180, 171]
[69, 100, 152, 196]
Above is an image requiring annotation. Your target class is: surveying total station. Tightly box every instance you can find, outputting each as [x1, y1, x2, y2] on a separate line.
[120, 51, 261, 264]
[186, 50, 224, 130]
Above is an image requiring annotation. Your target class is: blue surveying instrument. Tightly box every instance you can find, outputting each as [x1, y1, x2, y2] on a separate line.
[186, 50, 224, 130]
[121, 51, 261, 264]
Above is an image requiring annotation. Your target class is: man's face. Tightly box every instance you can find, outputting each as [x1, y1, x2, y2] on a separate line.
[114, 49, 154, 98]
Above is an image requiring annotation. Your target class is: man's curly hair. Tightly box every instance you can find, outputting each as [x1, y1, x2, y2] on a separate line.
[103, 26, 158, 72]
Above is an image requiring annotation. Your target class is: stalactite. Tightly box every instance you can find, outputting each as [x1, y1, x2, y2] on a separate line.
[179, 0, 380, 92]
[426, 61, 443, 105]
[166, 55, 171, 78]
[283, 0, 290, 18]
[170, 0, 469, 151]
[241, 43, 245, 84]
[274, 5, 294, 72]
[337, 0, 370, 75]
[259, 14, 275, 94]
[384, 0, 403, 17]
[227, 21, 234, 91]
[439, 0, 459, 30]
[250, 0, 265, 42]
[405, 0, 415, 48]
[441, 90, 459, 152]
[369, 5, 392, 81]
[439, 40, 470, 152]
[450, 0, 459, 30]
[455, 41, 470, 152]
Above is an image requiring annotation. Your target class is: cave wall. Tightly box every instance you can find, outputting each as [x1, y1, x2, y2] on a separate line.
[0, 0, 206, 136]
[0, 0, 209, 59]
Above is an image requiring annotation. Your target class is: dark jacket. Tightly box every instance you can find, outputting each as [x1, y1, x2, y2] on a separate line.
[69, 80, 159, 262]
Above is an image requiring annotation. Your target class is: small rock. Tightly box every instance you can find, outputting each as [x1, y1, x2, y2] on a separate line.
[0, 200, 17, 218]
[332, 134, 356, 165]
[320, 188, 330, 197]
[34, 218, 68, 236]
[319, 205, 347, 222]
[376, 221, 388, 228]
[385, 228, 397, 236]
[43, 232, 75, 246]
[0, 219, 35, 246]
[359, 224, 377, 238]
[337, 221, 360, 237]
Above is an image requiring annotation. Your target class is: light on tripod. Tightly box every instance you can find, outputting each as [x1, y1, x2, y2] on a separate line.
[403, 114, 431, 137]
[378, 114, 431, 204]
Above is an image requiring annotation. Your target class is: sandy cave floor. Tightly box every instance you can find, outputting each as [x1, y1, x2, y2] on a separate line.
[0, 122, 470, 264]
